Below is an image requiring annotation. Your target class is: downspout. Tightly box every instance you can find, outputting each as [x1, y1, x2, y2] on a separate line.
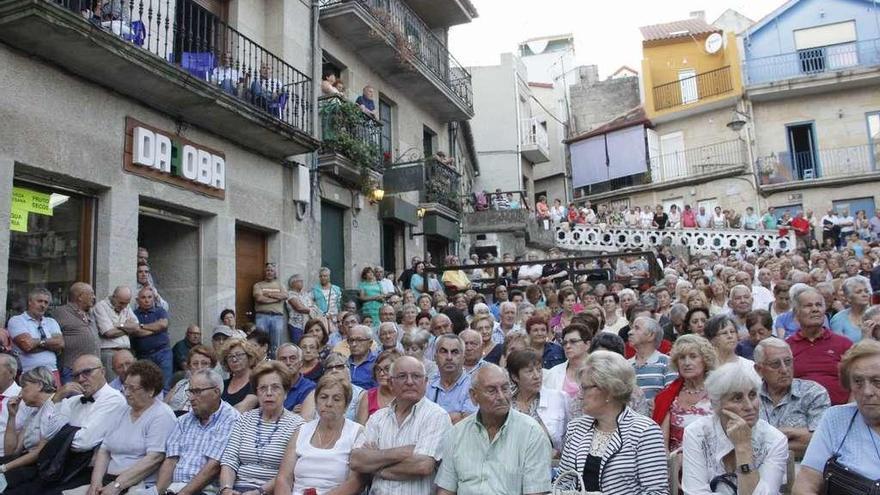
[310, 0, 321, 221]
[513, 64, 523, 193]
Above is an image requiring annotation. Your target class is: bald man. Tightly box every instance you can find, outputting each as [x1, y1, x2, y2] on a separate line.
[53, 282, 100, 383]
[92, 286, 140, 380]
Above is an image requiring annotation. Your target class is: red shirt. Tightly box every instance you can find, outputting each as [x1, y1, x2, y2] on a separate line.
[681, 210, 697, 228]
[791, 217, 810, 236]
[786, 328, 852, 405]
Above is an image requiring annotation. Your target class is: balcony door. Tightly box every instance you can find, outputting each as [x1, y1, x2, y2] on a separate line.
[320, 202, 346, 289]
[659, 132, 687, 180]
[786, 123, 818, 180]
[678, 69, 698, 105]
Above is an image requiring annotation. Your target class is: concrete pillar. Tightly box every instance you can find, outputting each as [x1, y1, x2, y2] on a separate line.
[93, 185, 140, 300]
[0, 157, 14, 323]
[201, 214, 236, 329]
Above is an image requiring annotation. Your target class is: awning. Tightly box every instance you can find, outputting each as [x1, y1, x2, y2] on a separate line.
[423, 213, 460, 241]
[379, 197, 419, 226]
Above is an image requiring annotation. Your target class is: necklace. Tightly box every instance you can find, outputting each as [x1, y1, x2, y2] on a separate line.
[683, 385, 706, 396]
[254, 412, 283, 465]
[315, 422, 341, 449]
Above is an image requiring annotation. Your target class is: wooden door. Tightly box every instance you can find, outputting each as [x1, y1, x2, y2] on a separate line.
[320, 202, 346, 289]
[235, 226, 266, 328]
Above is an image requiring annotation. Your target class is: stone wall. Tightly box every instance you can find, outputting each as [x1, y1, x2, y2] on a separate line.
[569, 76, 640, 135]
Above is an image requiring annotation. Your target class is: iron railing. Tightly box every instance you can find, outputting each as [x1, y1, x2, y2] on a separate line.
[744, 38, 880, 85]
[521, 118, 549, 151]
[54, 0, 312, 133]
[652, 66, 733, 111]
[424, 158, 461, 212]
[319, 95, 383, 171]
[469, 190, 531, 212]
[319, 0, 473, 111]
[760, 143, 880, 184]
[648, 139, 747, 182]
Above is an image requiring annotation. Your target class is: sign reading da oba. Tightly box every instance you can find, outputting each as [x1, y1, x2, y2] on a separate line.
[124, 117, 226, 199]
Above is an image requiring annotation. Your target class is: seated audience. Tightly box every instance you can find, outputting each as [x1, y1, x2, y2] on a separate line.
[299, 334, 325, 382]
[321, 353, 366, 421]
[525, 316, 565, 369]
[628, 316, 678, 400]
[544, 323, 593, 400]
[219, 338, 259, 410]
[165, 345, 217, 414]
[506, 349, 568, 454]
[277, 343, 317, 417]
[171, 324, 202, 373]
[355, 349, 399, 424]
[736, 309, 774, 360]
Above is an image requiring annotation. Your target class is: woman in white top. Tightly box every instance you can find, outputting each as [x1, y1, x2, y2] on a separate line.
[681, 362, 788, 495]
[704, 315, 760, 381]
[277, 375, 365, 495]
[507, 349, 568, 455]
[668, 204, 682, 229]
[640, 205, 655, 229]
[0, 367, 61, 480]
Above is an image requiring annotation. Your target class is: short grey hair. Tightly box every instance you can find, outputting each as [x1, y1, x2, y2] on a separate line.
[578, 350, 635, 405]
[728, 284, 752, 300]
[863, 305, 880, 323]
[842, 276, 872, 298]
[319, 267, 331, 276]
[349, 324, 373, 339]
[435, 333, 464, 353]
[753, 338, 791, 364]
[634, 316, 664, 348]
[669, 303, 689, 321]
[0, 354, 17, 376]
[190, 368, 224, 390]
[401, 329, 430, 348]
[27, 287, 51, 301]
[705, 362, 760, 412]
[472, 303, 491, 315]
[277, 342, 303, 360]
[287, 274, 303, 287]
[20, 366, 56, 393]
[790, 284, 823, 313]
[469, 363, 508, 393]
[499, 301, 517, 312]
[402, 303, 419, 314]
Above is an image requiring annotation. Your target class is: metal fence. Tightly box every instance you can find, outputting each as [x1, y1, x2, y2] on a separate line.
[648, 139, 747, 182]
[521, 118, 549, 151]
[425, 158, 461, 212]
[652, 66, 733, 111]
[319, 95, 383, 171]
[761, 143, 879, 183]
[744, 38, 880, 85]
[319, 0, 473, 111]
[54, 0, 312, 133]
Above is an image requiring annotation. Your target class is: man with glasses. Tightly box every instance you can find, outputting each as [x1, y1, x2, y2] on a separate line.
[252, 262, 286, 358]
[351, 356, 451, 495]
[132, 287, 172, 390]
[348, 325, 377, 389]
[755, 338, 830, 458]
[436, 364, 552, 495]
[56, 354, 126, 445]
[427, 334, 477, 424]
[277, 343, 316, 414]
[155, 368, 240, 495]
[8, 287, 64, 376]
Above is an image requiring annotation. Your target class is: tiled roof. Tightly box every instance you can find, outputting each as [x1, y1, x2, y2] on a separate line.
[639, 18, 720, 42]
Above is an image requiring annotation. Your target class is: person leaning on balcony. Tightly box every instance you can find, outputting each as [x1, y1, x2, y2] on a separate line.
[321, 68, 341, 96]
[248, 63, 281, 113]
[211, 51, 241, 96]
[668, 204, 681, 229]
[681, 204, 697, 228]
[742, 207, 760, 230]
[355, 85, 379, 121]
[711, 206, 726, 229]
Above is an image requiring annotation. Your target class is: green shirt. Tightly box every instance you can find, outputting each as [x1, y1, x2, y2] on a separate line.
[436, 409, 552, 495]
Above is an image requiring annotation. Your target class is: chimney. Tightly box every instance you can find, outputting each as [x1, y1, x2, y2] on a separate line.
[689, 10, 705, 21]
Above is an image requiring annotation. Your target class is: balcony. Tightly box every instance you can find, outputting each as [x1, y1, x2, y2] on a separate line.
[556, 225, 797, 256]
[0, 0, 318, 159]
[758, 143, 880, 191]
[520, 119, 550, 164]
[403, 0, 476, 28]
[652, 66, 734, 112]
[649, 139, 748, 183]
[318, 95, 383, 185]
[384, 158, 462, 218]
[318, 0, 474, 121]
[744, 39, 880, 99]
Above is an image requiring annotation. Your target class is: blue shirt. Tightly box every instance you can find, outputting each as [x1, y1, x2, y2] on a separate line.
[7, 313, 62, 371]
[349, 352, 377, 390]
[428, 371, 477, 415]
[284, 375, 316, 410]
[802, 403, 880, 479]
[775, 311, 830, 339]
[542, 343, 566, 370]
[355, 95, 375, 112]
[165, 400, 240, 483]
[132, 306, 171, 354]
[736, 339, 757, 360]
[830, 309, 863, 343]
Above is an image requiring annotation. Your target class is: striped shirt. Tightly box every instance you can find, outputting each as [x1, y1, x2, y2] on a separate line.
[557, 407, 668, 495]
[628, 351, 678, 399]
[166, 400, 240, 483]
[220, 408, 304, 489]
[363, 397, 452, 495]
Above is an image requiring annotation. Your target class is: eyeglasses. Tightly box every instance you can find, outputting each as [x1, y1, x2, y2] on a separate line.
[73, 366, 102, 380]
[325, 364, 347, 371]
[762, 358, 793, 370]
[392, 372, 426, 383]
[227, 352, 248, 362]
[123, 384, 144, 394]
[562, 338, 583, 346]
[257, 384, 285, 395]
[186, 386, 218, 397]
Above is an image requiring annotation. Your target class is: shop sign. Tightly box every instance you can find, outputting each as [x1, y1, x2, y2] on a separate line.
[123, 117, 226, 199]
[8, 187, 53, 233]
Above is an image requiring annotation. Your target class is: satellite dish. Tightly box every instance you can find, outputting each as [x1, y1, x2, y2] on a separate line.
[527, 39, 549, 55]
[705, 33, 723, 54]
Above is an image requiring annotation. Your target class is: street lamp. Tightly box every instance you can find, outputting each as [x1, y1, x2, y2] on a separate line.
[726, 109, 749, 132]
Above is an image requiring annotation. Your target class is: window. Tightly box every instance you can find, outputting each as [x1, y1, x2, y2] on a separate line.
[794, 21, 858, 73]
[379, 98, 393, 160]
[867, 112, 880, 168]
[7, 183, 95, 318]
[423, 126, 437, 159]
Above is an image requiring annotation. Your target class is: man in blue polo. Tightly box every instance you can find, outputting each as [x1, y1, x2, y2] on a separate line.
[278, 343, 316, 414]
[428, 334, 477, 424]
[348, 325, 377, 389]
[132, 287, 173, 389]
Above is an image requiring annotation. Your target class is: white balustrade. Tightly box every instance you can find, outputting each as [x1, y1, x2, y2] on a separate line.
[555, 225, 796, 255]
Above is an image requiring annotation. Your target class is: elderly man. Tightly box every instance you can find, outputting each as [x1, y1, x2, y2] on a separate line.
[155, 368, 240, 495]
[424, 313, 453, 362]
[459, 329, 487, 378]
[172, 325, 202, 373]
[667, 303, 688, 341]
[489, 284, 508, 321]
[132, 286, 172, 388]
[727, 284, 754, 337]
[628, 316, 678, 400]
[252, 262, 286, 357]
[285, 273, 313, 344]
[436, 364, 552, 495]
[352, 356, 452, 494]
[355, 85, 379, 120]
[786, 286, 853, 405]
[136, 262, 169, 311]
[108, 348, 136, 392]
[427, 334, 477, 423]
[442, 255, 472, 294]
[348, 325, 378, 389]
[754, 338, 830, 458]
[492, 301, 518, 344]
[51, 282, 100, 383]
[7, 287, 64, 375]
[277, 343, 316, 414]
[92, 285, 140, 379]
[0, 354, 21, 457]
[735, 267, 774, 311]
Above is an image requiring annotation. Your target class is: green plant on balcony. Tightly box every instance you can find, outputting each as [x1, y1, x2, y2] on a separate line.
[368, 6, 417, 70]
[320, 100, 381, 171]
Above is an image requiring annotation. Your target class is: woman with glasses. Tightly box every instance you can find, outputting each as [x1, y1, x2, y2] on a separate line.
[543, 323, 594, 400]
[322, 352, 366, 421]
[506, 349, 568, 456]
[165, 345, 217, 414]
[355, 350, 400, 424]
[219, 361, 305, 495]
[299, 335, 325, 382]
[219, 338, 259, 411]
[682, 362, 788, 495]
[87, 360, 176, 494]
[276, 375, 365, 495]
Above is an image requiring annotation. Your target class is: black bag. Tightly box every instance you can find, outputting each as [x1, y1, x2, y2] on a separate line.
[822, 410, 880, 495]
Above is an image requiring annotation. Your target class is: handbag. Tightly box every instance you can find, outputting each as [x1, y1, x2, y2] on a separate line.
[822, 409, 880, 495]
[552, 469, 602, 495]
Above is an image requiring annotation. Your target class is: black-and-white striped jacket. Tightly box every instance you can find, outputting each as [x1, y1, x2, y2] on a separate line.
[557, 406, 669, 495]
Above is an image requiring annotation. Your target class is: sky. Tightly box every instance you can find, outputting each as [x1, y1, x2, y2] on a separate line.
[448, 0, 785, 78]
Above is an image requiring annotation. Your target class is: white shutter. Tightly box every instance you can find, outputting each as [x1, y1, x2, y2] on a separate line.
[794, 21, 856, 50]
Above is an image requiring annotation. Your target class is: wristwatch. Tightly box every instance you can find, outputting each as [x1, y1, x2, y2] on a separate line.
[38, 339, 46, 348]
[737, 462, 755, 474]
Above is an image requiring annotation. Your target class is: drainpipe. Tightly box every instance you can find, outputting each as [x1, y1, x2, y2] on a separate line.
[513, 63, 524, 193]
[310, 0, 321, 221]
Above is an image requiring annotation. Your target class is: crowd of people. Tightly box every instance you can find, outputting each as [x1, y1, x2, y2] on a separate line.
[2, 234, 880, 494]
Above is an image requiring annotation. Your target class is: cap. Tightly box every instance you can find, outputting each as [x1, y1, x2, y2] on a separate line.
[212, 325, 235, 338]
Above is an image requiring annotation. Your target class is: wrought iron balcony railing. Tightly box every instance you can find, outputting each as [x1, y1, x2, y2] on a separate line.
[424, 158, 461, 212]
[319, 95, 383, 172]
[744, 38, 880, 86]
[758, 143, 880, 185]
[652, 66, 734, 111]
[648, 139, 748, 182]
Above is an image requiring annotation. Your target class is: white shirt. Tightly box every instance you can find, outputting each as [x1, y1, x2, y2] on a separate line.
[536, 387, 569, 450]
[0, 382, 22, 457]
[682, 415, 788, 495]
[517, 264, 544, 283]
[751, 285, 775, 311]
[379, 279, 396, 295]
[293, 419, 364, 495]
[56, 382, 127, 451]
[93, 297, 137, 349]
[542, 361, 568, 392]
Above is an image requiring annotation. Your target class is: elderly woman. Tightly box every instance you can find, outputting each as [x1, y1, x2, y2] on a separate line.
[795, 340, 880, 493]
[165, 345, 216, 413]
[830, 275, 873, 343]
[88, 360, 176, 494]
[653, 334, 718, 451]
[682, 362, 788, 495]
[859, 305, 880, 340]
[506, 349, 568, 454]
[399, 303, 420, 334]
[471, 314, 502, 364]
[276, 375, 365, 495]
[525, 316, 565, 369]
[355, 350, 400, 424]
[557, 351, 668, 494]
[400, 330, 438, 377]
[321, 353, 366, 421]
[377, 323, 400, 353]
[219, 361, 305, 495]
[0, 367, 61, 485]
[705, 314, 758, 377]
[299, 335, 324, 382]
[219, 338, 259, 410]
[516, 302, 536, 328]
[544, 323, 594, 400]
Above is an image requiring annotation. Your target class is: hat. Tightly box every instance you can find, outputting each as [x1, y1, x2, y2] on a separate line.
[212, 325, 235, 339]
